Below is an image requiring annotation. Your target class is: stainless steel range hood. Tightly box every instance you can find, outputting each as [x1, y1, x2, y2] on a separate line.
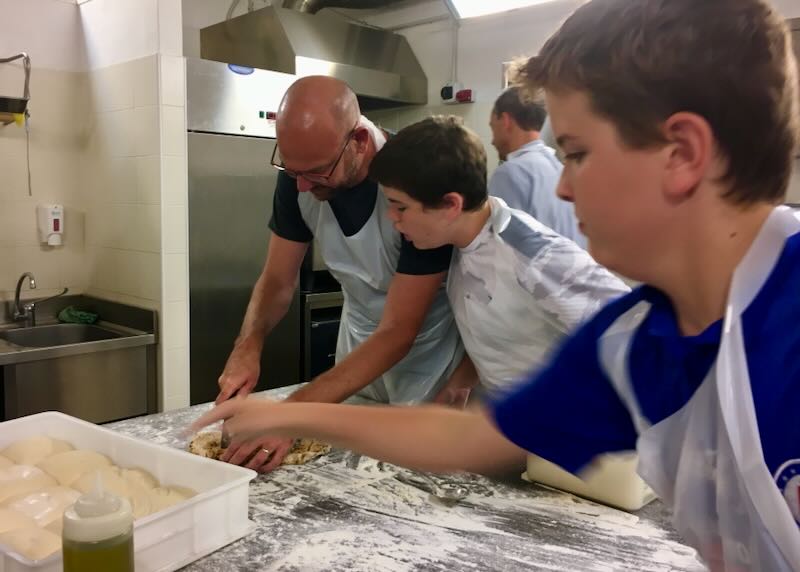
[199, 5, 427, 108]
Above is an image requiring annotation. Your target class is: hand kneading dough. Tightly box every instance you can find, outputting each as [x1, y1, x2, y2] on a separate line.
[37, 450, 111, 486]
[189, 431, 331, 466]
[0, 508, 37, 534]
[2, 437, 74, 466]
[0, 526, 61, 560]
[8, 486, 81, 529]
[0, 455, 13, 470]
[0, 466, 57, 504]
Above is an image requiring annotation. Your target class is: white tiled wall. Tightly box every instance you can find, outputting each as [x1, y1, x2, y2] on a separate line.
[0, 66, 90, 302]
[83, 56, 162, 310]
[76, 0, 189, 412]
[158, 55, 189, 411]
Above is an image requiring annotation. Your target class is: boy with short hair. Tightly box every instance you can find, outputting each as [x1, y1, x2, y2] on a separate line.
[367, 114, 627, 399]
[194, 0, 800, 568]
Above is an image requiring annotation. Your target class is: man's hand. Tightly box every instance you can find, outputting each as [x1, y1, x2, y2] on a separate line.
[216, 342, 262, 404]
[220, 435, 295, 473]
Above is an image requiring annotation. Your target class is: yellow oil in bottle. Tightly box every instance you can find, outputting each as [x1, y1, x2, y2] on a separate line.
[62, 529, 134, 572]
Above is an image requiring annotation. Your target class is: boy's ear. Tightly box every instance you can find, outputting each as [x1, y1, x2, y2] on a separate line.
[440, 192, 465, 217]
[661, 112, 714, 200]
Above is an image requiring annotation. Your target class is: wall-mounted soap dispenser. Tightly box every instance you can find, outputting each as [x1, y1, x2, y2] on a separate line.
[37, 204, 64, 246]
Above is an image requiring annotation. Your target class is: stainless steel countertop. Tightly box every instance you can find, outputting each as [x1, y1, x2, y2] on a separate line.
[107, 386, 705, 572]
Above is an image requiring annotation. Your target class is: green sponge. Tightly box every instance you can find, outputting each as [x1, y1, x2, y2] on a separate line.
[58, 306, 99, 325]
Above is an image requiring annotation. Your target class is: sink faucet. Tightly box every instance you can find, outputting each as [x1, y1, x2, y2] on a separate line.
[13, 272, 36, 326]
[13, 272, 68, 327]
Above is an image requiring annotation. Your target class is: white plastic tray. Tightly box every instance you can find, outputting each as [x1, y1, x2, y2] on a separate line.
[0, 412, 257, 572]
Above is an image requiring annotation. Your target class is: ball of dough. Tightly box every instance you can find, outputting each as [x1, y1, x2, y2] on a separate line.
[2, 436, 74, 466]
[0, 508, 37, 534]
[73, 467, 130, 498]
[37, 450, 112, 486]
[0, 526, 61, 561]
[120, 467, 157, 491]
[0, 455, 13, 470]
[127, 484, 154, 520]
[0, 465, 57, 504]
[148, 486, 195, 514]
[8, 486, 80, 529]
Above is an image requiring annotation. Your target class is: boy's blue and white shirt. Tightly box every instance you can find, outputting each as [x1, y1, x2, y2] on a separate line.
[447, 197, 629, 394]
[491, 231, 800, 523]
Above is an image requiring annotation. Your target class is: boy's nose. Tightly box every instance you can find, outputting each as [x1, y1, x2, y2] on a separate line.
[556, 173, 574, 203]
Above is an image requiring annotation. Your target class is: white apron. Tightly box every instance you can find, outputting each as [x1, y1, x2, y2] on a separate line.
[599, 206, 800, 571]
[446, 197, 572, 395]
[297, 117, 463, 404]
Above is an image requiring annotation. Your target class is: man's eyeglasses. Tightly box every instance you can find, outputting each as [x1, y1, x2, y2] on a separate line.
[270, 122, 359, 184]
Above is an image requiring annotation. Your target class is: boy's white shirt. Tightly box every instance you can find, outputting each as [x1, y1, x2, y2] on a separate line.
[446, 196, 629, 394]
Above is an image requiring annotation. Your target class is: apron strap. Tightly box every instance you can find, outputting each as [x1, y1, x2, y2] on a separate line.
[598, 300, 653, 435]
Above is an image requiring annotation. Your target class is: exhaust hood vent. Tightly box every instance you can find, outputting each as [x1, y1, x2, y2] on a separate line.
[200, 6, 427, 109]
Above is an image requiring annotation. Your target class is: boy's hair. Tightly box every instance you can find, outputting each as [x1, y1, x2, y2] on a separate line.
[516, 0, 799, 204]
[493, 86, 547, 132]
[369, 115, 487, 211]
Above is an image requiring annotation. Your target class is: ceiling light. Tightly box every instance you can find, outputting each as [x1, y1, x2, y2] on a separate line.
[446, 0, 561, 20]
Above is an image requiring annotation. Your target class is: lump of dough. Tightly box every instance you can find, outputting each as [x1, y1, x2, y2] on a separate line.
[74, 466, 158, 510]
[188, 431, 332, 466]
[73, 467, 130, 498]
[0, 455, 13, 470]
[37, 450, 112, 486]
[128, 484, 154, 519]
[0, 526, 61, 561]
[0, 508, 37, 534]
[120, 467, 157, 490]
[72, 467, 156, 520]
[8, 486, 80, 529]
[188, 431, 224, 459]
[283, 439, 332, 465]
[0, 466, 57, 504]
[2, 437, 74, 466]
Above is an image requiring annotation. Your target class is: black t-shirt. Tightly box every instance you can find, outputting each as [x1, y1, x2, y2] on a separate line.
[268, 171, 452, 275]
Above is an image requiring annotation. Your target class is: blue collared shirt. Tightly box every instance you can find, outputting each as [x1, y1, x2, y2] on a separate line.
[488, 139, 586, 248]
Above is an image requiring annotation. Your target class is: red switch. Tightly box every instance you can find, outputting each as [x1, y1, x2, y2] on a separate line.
[455, 89, 474, 103]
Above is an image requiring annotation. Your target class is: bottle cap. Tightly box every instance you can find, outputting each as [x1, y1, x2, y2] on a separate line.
[62, 473, 133, 543]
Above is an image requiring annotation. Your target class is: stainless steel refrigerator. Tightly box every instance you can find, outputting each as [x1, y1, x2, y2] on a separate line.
[187, 58, 302, 405]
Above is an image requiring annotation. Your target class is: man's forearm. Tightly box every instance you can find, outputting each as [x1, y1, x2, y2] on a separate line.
[235, 273, 297, 349]
[287, 327, 413, 403]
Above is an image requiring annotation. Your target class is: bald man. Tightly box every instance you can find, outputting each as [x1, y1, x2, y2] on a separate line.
[215, 76, 464, 472]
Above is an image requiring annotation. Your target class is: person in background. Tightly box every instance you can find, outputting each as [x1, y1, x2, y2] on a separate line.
[215, 76, 464, 472]
[194, 0, 800, 569]
[488, 87, 585, 247]
[368, 114, 628, 402]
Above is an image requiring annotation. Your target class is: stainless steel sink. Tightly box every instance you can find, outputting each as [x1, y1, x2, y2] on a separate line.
[0, 324, 123, 348]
